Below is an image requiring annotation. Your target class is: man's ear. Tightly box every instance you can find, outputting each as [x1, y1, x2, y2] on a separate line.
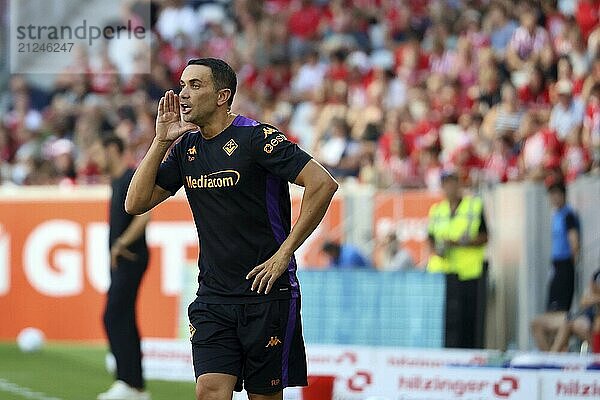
[217, 88, 232, 107]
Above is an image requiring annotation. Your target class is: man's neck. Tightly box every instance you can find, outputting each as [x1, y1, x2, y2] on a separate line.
[199, 110, 236, 140]
[448, 196, 462, 210]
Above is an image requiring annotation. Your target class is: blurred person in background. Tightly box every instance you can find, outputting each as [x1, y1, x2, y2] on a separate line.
[550, 268, 600, 352]
[316, 116, 362, 178]
[561, 127, 591, 183]
[427, 171, 488, 348]
[531, 181, 580, 351]
[550, 79, 585, 141]
[519, 111, 562, 182]
[518, 65, 551, 110]
[481, 82, 524, 143]
[506, 6, 550, 73]
[583, 82, 600, 171]
[484, 134, 520, 185]
[94, 135, 150, 400]
[373, 230, 415, 271]
[322, 240, 370, 269]
[484, 2, 518, 59]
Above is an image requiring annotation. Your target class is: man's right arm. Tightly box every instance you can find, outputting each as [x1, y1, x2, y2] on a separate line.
[125, 139, 173, 215]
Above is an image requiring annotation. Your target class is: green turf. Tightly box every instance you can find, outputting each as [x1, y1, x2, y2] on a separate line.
[0, 342, 195, 400]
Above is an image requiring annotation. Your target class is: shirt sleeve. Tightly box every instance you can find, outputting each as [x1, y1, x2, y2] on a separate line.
[565, 211, 580, 232]
[250, 124, 312, 182]
[155, 141, 183, 195]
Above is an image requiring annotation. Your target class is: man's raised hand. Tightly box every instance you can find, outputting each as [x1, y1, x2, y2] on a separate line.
[155, 90, 198, 143]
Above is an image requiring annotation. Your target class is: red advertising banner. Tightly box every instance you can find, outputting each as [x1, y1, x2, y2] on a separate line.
[0, 188, 345, 340]
[0, 189, 197, 340]
[373, 191, 442, 265]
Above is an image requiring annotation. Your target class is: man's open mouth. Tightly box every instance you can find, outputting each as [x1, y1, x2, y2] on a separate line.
[180, 104, 192, 114]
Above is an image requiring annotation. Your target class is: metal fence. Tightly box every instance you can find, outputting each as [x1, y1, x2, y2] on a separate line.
[299, 269, 445, 347]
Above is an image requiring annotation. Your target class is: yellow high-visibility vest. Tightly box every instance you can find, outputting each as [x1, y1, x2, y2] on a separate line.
[427, 196, 485, 281]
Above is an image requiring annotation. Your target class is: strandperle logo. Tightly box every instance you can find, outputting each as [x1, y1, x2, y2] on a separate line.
[185, 170, 240, 189]
[15, 19, 147, 46]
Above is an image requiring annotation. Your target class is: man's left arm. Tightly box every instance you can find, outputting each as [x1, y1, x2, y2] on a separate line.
[470, 209, 489, 246]
[247, 160, 338, 293]
[566, 212, 580, 265]
[111, 213, 150, 268]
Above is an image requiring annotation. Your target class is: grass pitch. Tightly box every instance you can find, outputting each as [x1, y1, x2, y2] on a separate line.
[0, 342, 195, 400]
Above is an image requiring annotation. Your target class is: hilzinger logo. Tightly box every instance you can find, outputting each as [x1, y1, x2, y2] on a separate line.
[185, 170, 240, 189]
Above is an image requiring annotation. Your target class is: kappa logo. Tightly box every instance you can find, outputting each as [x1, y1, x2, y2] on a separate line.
[223, 139, 238, 156]
[265, 336, 282, 348]
[189, 323, 196, 342]
[187, 145, 197, 161]
[263, 126, 277, 138]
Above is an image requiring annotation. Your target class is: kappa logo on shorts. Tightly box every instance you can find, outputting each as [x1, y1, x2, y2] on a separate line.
[189, 323, 196, 341]
[265, 336, 282, 348]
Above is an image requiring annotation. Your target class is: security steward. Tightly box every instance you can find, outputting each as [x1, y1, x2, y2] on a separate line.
[427, 171, 488, 348]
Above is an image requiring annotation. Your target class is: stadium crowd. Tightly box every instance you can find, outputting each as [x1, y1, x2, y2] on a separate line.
[1, 0, 600, 189]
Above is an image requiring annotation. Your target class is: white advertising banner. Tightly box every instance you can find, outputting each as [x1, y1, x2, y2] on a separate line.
[140, 340, 600, 400]
[540, 371, 600, 399]
[361, 367, 539, 400]
[142, 339, 194, 382]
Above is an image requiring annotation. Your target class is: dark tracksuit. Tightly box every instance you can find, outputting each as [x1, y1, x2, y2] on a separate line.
[103, 168, 149, 389]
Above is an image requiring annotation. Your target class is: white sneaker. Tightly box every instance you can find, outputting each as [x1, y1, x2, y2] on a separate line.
[97, 381, 151, 400]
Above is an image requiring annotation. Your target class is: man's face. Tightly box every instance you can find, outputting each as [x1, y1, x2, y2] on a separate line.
[179, 65, 222, 125]
[442, 177, 460, 199]
[549, 190, 565, 209]
[89, 141, 108, 173]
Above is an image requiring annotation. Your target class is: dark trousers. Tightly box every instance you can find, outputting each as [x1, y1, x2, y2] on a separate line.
[103, 258, 147, 389]
[547, 258, 575, 312]
[444, 264, 487, 349]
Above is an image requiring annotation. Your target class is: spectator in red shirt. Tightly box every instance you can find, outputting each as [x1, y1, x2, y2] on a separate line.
[288, 0, 323, 58]
[520, 113, 563, 181]
[484, 135, 520, 184]
[562, 127, 591, 183]
[583, 83, 600, 169]
[447, 141, 484, 187]
[518, 65, 551, 109]
[395, 33, 430, 79]
[378, 132, 421, 189]
[327, 49, 350, 81]
[575, 0, 600, 42]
